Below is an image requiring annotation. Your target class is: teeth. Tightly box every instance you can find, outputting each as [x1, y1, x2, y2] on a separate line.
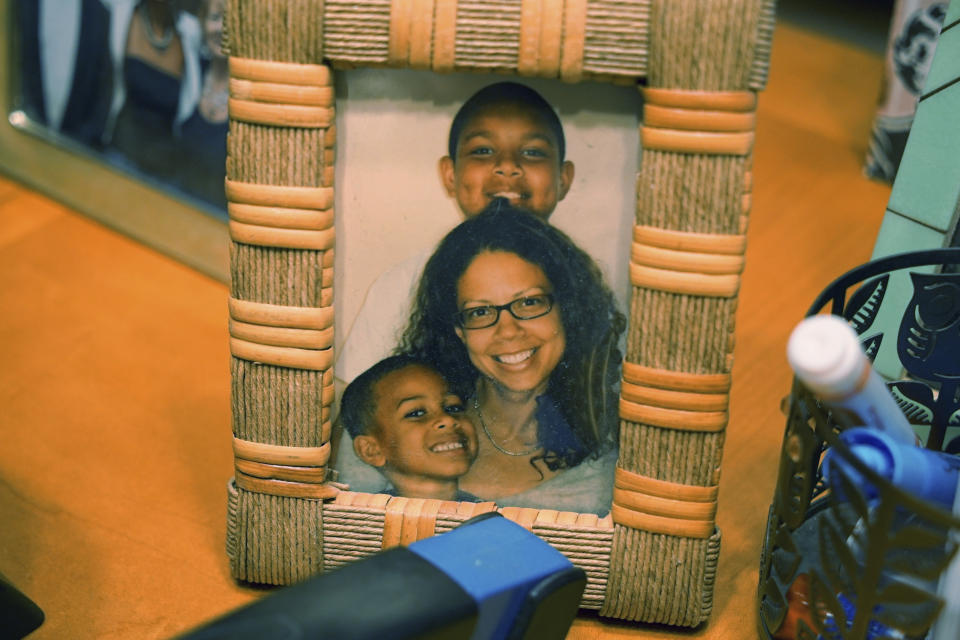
[493, 192, 523, 200]
[497, 349, 534, 364]
[432, 441, 465, 452]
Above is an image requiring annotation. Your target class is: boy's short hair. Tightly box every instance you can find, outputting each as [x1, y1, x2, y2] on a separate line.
[447, 82, 566, 162]
[340, 354, 432, 440]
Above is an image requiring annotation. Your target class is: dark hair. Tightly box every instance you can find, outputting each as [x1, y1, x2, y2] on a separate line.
[399, 201, 625, 468]
[447, 82, 566, 162]
[339, 354, 436, 440]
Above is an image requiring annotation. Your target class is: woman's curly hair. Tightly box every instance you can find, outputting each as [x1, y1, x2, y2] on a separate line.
[398, 200, 625, 469]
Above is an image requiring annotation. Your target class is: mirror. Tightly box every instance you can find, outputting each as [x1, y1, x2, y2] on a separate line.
[10, 0, 228, 216]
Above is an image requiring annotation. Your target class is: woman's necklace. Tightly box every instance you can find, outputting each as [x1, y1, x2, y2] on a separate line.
[140, 4, 174, 51]
[473, 396, 539, 457]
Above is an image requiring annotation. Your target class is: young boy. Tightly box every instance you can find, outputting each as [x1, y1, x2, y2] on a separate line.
[339, 355, 479, 501]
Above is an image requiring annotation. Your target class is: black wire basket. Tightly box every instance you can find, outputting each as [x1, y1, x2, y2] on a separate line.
[758, 248, 960, 640]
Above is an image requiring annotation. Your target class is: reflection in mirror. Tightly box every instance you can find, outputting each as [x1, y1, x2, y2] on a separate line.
[331, 71, 640, 516]
[11, 0, 228, 215]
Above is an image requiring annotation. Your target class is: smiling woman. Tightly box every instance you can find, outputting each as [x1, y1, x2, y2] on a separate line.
[393, 203, 626, 514]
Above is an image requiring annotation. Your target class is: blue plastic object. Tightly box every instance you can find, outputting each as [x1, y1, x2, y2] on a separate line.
[409, 512, 580, 640]
[178, 512, 585, 640]
[823, 427, 960, 508]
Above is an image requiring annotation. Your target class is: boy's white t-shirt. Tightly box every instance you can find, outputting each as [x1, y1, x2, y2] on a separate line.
[335, 248, 432, 385]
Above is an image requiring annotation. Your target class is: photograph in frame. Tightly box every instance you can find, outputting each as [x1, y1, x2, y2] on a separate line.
[330, 70, 639, 515]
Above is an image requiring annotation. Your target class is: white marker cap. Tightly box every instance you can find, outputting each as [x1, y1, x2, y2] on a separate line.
[787, 315, 866, 399]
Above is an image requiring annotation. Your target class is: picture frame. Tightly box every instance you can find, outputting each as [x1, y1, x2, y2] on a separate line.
[222, 0, 774, 626]
[0, 0, 230, 282]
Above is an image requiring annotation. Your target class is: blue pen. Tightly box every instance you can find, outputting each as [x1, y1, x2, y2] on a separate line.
[819, 429, 960, 640]
[820, 592, 908, 640]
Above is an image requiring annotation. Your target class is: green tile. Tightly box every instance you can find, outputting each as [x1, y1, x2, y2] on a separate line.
[946, 0, 960, 27]
[923, 16, 960, 95]
[887, 88, 960, 232]
[872, 210, 947, 259]
[870, 2, 960, 379]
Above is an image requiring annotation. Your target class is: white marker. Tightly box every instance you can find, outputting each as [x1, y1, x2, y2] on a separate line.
[787, 314, 917, 446]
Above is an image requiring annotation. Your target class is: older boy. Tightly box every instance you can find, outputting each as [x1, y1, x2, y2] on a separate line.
[438, 82, 574, 218]
[340, 355, 478, 501]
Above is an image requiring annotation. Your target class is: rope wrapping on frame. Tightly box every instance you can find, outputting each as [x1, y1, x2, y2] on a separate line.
[611, 467, 718, 538]
[629, 225, 747, 298]
[233, 435, 339, 499]
[385, 0, 596, 78]
[229, 57, 334, 128]
[641, 88, 757, 156]
[322, 492, 615, 608]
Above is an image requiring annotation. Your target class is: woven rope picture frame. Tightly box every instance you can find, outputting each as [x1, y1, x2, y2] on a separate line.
[224, 0, 775, 627]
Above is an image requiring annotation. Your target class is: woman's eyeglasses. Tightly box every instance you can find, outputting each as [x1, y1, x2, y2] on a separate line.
[454, 294, 555, 330]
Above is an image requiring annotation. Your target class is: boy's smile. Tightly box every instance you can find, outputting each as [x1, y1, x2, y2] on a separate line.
[367, 365, 478, 481]
[440, 104, 574, 219]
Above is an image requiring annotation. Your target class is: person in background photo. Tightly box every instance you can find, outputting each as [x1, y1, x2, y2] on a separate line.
[14, 0, 228, 210]
[103, 0, 202, 166]
[178, 0, 229, 208]
[16, 0, 115, 146]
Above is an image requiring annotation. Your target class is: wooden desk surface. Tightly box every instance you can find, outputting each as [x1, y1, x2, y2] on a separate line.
[0, 22, 894, 639]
